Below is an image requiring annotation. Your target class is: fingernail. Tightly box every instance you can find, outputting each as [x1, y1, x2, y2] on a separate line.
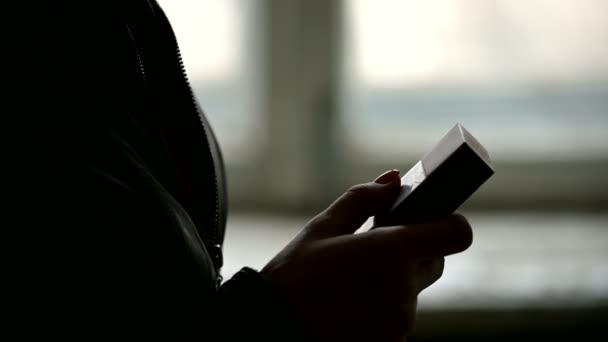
[374, 169, 400, 184]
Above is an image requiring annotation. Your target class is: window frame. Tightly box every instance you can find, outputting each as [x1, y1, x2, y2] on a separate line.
[168, 0, 608, 214]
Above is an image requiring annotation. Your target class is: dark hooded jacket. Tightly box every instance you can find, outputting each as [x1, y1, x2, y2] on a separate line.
[6, 1, 305, 340]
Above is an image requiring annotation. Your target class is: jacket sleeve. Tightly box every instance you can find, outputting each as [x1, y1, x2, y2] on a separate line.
[8, 2, 311, 340]
[15, 135, 311, 340]
[217, 267, 309, 341]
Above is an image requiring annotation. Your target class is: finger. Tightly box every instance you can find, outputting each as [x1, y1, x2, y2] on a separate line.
[354, 214, 473, 259]
[310, 170, 402, 237]
[400, 214, 473, 258]
[416, 257, 444, 292]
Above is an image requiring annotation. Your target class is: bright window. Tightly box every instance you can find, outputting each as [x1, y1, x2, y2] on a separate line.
[341, 0, 608, 162]
[159, 0, 259, 165]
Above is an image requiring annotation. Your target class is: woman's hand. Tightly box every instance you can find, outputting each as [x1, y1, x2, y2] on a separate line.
[261, 170, 473, 341]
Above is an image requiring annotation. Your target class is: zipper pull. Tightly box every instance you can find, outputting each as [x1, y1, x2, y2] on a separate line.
[210, 243, 223, 270]
[210, 244, 223, 289]
[216, 274, 224, 289]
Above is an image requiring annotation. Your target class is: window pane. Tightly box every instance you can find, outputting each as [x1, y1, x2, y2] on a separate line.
[341, 0, 608, 162]
[159, 0, 259, 165]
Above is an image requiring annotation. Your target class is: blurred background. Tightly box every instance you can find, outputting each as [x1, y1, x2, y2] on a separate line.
[159, 0, 608, 340]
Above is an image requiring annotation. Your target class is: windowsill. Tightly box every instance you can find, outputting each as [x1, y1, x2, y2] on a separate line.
[222, 211, 608, 310]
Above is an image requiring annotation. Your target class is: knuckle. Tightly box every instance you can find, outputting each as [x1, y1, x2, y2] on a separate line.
[345, 184, 370, 199]
[302, 212, 331, 235]
[308, 212, 329, 227]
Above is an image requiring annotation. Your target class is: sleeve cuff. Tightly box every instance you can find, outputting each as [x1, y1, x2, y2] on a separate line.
[218, 267, 309, 341]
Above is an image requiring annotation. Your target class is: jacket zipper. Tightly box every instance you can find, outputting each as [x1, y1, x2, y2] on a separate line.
[168, 31, 223, 285]
[171, 30, 223, 283]
[127, 19, 223, 286]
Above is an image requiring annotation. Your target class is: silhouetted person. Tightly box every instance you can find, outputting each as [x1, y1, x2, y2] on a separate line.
[8, 1, 472, 340]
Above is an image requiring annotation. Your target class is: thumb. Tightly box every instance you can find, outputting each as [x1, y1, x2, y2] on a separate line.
[312, 169, 402, 237]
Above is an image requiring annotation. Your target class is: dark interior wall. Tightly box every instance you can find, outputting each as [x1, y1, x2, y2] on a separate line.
[411, 307, 607, 341]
